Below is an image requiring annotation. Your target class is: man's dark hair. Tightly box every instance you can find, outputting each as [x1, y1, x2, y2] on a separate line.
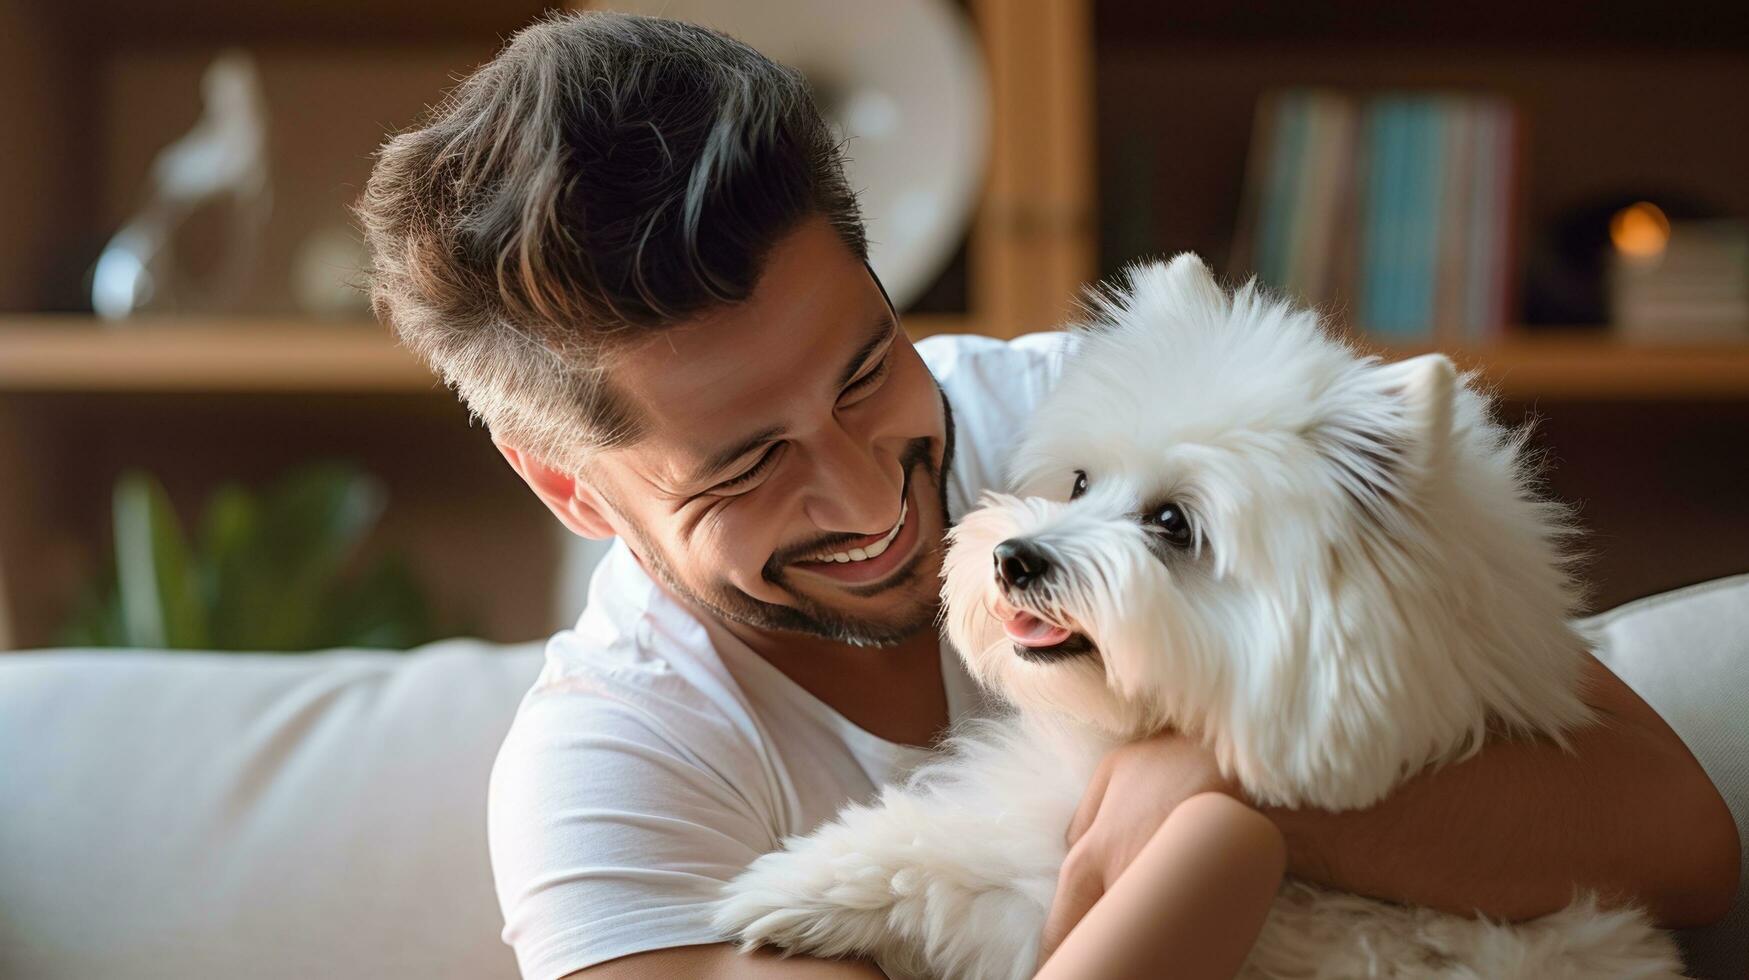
[356, 10, 866, 470]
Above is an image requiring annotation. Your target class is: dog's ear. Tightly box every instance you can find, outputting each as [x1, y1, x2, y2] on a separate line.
[1374, 353, 1457, 479]
[1147, 253, 1229, 324]
[1073, 253, 1229, 336]
[1315, 353, 1458, 516]
[1116, 253, 1229, 328]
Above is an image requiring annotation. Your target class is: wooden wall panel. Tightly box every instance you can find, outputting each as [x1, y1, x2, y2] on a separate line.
[0, 2, 88, 311]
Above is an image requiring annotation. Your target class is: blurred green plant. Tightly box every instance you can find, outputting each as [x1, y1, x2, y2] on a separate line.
[56, 460, 474, 652]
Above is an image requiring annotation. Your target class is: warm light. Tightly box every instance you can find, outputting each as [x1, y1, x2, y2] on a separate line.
[1610, 201, 1671, 260]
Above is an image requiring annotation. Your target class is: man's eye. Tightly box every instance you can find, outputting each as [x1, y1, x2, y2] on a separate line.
[714, 444, 782, 492]
[842, 355, 891, 398]
[1070, 469, 1088, 500]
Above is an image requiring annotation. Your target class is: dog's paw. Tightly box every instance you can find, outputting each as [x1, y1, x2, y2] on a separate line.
[712, 841, 899, 958]
[712, 878, 822, 953]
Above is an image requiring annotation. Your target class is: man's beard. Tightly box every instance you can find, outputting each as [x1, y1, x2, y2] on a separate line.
[630, 385, 957, 648]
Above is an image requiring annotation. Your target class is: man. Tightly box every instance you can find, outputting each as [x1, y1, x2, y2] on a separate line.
[357, 11, 1741, 979]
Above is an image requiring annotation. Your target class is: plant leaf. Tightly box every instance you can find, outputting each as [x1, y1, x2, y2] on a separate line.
[273, 461, 384, 649]
[197, 482, 259, 649]
[320, 551, 436, 650]
[112, 470, 209, 649]
[57, 461, 453, 654]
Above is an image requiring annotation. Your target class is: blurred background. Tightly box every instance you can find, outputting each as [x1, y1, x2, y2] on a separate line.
[0, 0, 1745, 654]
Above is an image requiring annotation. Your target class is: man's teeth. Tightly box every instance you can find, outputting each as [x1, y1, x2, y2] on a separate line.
[810, 499, 907, 563]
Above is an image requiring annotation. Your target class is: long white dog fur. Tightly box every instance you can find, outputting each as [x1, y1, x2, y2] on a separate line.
[714, 255, 1683, 979]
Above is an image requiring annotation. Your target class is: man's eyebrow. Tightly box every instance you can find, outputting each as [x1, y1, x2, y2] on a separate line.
[685, 310, 897, 490]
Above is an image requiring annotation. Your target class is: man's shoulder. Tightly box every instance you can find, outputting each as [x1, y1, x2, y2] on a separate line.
[915, 329, 1076, 384]
[535, 542, 741, 714]
[496, 549, 769, 784]
[492, 625, 779, 836]
[512, 616, 747, 747]
[916, 330, 1077, 510]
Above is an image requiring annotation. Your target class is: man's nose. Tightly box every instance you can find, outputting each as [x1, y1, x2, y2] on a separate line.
[801, 422, 903, 534]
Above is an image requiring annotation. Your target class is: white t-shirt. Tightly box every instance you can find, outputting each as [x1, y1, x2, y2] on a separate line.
[487, 331, 1076, 980]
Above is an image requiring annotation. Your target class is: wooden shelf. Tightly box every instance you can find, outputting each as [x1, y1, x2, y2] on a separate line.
[1373, 332, 1749, 401]
[0, 314, 988, 394]
[3, 317, 1748, 399]
[0, 316, 439, 393]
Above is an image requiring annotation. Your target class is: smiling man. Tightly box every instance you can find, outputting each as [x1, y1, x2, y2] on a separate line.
[357, 11, 1740, 980]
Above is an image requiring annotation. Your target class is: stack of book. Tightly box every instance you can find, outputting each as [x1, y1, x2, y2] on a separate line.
[1611, 219, 1749, 342]
[1231, 89, 1520, 344]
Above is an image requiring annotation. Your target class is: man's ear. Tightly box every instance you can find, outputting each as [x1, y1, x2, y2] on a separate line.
[494, 440, 617, 540]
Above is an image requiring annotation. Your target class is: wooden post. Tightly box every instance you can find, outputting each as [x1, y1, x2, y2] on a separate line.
[969, 0, 1097, 338]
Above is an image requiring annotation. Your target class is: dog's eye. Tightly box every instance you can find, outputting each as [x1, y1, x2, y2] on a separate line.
[1070, 470, 1088, 500]
[1145, 502, 1194, 548]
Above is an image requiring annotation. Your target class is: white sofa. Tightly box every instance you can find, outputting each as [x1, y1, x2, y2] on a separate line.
[2, 577, 1745, 980]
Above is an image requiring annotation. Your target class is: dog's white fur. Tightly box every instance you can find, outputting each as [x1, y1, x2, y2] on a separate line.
[714, 255, 1684, 979]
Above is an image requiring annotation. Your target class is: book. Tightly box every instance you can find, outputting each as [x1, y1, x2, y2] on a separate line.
[1236, 88, 1522, 343]
[1434, 97, 1476, 343]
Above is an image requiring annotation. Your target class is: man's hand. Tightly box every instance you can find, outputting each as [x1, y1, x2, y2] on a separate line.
[1037, 729, 1239, 966]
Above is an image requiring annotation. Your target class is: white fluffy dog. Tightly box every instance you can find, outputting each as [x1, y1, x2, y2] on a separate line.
[714, 255, 1683, 979]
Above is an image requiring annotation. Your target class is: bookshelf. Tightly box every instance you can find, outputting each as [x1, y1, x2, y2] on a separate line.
[1, 0, 1746, 649]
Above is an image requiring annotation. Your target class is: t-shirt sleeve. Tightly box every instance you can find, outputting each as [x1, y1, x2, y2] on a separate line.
[486, 676, 776, 980]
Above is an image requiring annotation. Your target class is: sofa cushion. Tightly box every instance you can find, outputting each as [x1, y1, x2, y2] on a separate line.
[1581, 573, 1749, 980]
[0, 637, 543, 980]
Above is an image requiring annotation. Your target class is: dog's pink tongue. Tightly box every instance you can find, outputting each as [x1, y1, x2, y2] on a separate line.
[1001, 610, 1073, 648]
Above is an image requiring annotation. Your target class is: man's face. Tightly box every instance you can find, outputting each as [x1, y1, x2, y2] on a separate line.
[575, 214, 955, 647]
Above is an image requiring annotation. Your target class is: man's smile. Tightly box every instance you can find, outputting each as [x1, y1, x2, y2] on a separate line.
[788, 466, 926, 588]
[797, 495, 908, 564]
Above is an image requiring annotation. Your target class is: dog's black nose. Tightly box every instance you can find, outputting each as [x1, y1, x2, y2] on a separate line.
[994, 538, 1050, 591]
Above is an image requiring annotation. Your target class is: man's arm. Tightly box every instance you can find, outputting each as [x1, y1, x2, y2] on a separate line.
[563, 943, 886, 979]
[1042, 653, 1739, 962]
[1037, 793, 1286, 980]
[1268, 652, 1739, 926]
